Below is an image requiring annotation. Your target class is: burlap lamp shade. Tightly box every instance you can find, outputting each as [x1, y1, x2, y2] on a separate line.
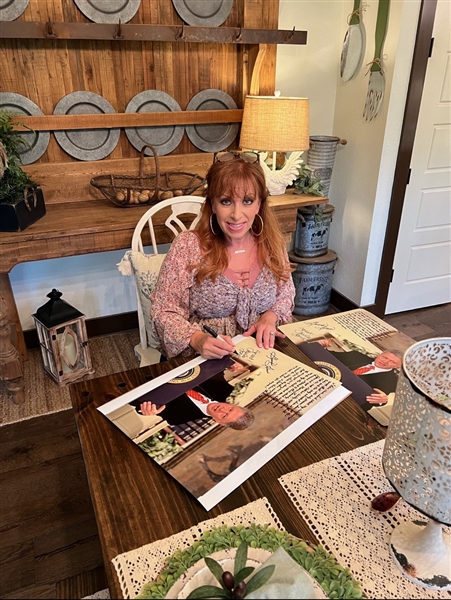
[240, 95, 309, 152]
[239, 95, 309, 195]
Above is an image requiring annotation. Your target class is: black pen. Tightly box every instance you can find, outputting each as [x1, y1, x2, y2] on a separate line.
[203, 325, 239, 356]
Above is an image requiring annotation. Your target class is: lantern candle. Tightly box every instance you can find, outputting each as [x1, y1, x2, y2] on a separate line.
[56, 330, 78, 375]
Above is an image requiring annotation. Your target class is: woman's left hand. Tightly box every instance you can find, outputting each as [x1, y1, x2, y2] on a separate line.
[243, 311, 285, 349]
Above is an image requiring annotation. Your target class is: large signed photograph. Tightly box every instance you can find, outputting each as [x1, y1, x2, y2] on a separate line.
[98, 336, 350, 510]
[279, 309, 416, 426]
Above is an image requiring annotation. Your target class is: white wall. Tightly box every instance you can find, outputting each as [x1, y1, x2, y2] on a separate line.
[10, 0, 421, 330]
[278, 0, 421, 307]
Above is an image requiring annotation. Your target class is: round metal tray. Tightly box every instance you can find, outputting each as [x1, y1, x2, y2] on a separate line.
[125, 90, 184, 156]
[53, 91, 120, 161]
[185, 89, 239, 152]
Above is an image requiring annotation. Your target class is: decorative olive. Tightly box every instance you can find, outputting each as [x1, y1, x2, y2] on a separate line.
[232, 581, 246, 599]
[222, 571, 235, 590]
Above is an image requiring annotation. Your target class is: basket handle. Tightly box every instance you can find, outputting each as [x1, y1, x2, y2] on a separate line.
[23, 186, 38, 212]
[138, 144, 160, 188]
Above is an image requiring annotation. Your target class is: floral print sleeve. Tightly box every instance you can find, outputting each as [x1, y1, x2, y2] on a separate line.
[150, 232, 203, 358]
[270, 258, 296, 325]
[270, 249, 296, 325]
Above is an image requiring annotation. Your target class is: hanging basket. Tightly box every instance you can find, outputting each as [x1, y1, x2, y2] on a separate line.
[90, 144, 206, 207]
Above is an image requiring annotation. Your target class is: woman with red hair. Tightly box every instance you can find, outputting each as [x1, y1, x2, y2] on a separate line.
[151, 153, 295, 360]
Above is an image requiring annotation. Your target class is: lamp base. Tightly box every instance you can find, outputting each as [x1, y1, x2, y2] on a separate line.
[389, 518, 451, 591]
[258, 151, 304, 196]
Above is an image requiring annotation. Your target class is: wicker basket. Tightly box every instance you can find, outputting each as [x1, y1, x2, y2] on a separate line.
[90, 144, 206, 207]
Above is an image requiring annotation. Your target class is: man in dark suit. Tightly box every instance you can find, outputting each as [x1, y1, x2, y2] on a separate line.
[299, 341, 401, 412]
[327, 349, 401, 404]
[137, 393, 255, 431]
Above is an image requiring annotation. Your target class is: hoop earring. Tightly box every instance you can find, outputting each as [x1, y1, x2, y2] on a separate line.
[210, 213, 220, 236]
[252, 214, 264, 236]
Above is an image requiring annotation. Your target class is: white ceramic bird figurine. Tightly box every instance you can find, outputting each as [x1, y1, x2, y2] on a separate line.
[258, 151, 304, 195]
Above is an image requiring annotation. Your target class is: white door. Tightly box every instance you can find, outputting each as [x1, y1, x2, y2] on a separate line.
[386, 0, 451, 314]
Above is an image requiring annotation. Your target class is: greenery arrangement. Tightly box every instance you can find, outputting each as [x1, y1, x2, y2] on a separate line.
[0, 109, 38, 205]
[137, 523, 363, 599]
[138, 430, 183, 462]
[226, 377, 254, 404]
[186, 541, 275, 599]
[293, 164, 325, 197]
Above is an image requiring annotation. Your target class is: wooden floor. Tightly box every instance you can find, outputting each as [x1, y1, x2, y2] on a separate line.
[0, 303, 449, 599]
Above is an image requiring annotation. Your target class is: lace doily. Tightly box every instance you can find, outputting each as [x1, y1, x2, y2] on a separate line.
[111, 497, 282, 598]
[279, 440, 451, 600]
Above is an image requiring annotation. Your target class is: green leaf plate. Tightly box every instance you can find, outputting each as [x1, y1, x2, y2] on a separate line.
[136, 523, 364, 599]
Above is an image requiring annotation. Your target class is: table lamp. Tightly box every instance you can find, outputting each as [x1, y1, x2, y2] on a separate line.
[381, 337, 451, 591]
[239, 93, 309, 195]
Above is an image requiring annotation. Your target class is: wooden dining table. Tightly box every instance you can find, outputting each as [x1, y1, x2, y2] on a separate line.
[69, 335, 387, 599]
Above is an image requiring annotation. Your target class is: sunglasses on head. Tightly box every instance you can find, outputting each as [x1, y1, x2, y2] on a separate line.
[214, 151, 259, 164]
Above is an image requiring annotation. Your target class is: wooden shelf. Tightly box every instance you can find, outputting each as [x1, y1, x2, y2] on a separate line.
[13, 110, 243, 132]
[0, 21, 307, 45]
[0, 192, 327, 272]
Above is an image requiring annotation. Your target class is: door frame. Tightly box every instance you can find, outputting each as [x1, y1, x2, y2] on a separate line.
[374, 0, 437, 318]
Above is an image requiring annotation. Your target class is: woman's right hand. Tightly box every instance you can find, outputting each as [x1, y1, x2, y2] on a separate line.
[190, 330, 236, 359]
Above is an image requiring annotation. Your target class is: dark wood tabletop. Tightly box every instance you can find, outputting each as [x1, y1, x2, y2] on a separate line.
[70, 335, 386, 599]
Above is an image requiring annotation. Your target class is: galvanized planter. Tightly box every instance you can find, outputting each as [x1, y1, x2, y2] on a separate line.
[294, 204, 335, 258]
[289, 249, 338, 316]
[307, 136, 346, 196]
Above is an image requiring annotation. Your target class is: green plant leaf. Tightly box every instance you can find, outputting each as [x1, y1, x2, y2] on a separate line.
[234, 566, 254, 585]
[234, 541, 248, 576]
[187, 585, 231, 599]
[243, 565, 275, 595]
[205, 556, 227, 588]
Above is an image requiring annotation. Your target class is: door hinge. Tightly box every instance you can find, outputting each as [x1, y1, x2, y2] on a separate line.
[390, 269, 394, 283]
[407, 168, 411, 185]
[429, 37, 434, 58]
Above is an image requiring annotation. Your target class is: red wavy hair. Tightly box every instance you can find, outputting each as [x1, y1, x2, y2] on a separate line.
[192, 159, 290, 285]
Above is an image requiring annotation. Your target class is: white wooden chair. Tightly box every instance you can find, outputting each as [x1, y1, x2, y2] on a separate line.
[118, 196, 205, 366]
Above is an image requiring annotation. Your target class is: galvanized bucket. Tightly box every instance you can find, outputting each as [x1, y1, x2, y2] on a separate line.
[307, 136, 346, 196]
[289, 249, 338, 316]
[294, 204, 335, 258]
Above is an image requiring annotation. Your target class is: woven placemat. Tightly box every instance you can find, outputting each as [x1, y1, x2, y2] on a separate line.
[279, 440, 451, 599]
[111, 497, 282, 598]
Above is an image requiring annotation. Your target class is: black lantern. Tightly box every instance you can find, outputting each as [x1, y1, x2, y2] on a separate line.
[32, 289, 94, 385]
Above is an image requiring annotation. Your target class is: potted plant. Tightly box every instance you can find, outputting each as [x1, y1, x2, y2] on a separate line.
[292, 163, 327, 223]
[0, 109, 45, 232]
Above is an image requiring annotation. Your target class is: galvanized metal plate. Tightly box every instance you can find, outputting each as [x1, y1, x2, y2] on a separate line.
[172, 0, 233, 27]
[0, 0, 29, 21]
[0, 92, 50, 165]
[125, 90, 184, 156]
[53, 91, 120, 161]
[73, 0, 141, 24]
[185, 89, 239, 152]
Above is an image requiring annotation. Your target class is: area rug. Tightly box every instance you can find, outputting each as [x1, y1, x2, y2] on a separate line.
[0, 330, 141, 426]
[82, 589, 110, 599]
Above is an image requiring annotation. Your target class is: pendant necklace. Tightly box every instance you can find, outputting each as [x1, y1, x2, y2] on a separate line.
[234, 249, 246, 254]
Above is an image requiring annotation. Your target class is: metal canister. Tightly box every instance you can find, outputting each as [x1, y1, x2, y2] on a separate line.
[307, 136, 346, 196]
[294, 204, 335, 258]
[289, 249, 338, 316]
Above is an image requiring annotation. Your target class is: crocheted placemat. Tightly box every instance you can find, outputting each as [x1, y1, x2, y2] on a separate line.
[111, 497, 282, 598]
[279, 440, 451, 599]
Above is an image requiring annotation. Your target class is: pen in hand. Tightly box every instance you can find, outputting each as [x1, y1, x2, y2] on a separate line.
[202, 325, 238, 356]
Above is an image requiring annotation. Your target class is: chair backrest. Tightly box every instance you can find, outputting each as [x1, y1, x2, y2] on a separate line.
[126, 196, 205, 357]
[131, 195, 205, 255]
